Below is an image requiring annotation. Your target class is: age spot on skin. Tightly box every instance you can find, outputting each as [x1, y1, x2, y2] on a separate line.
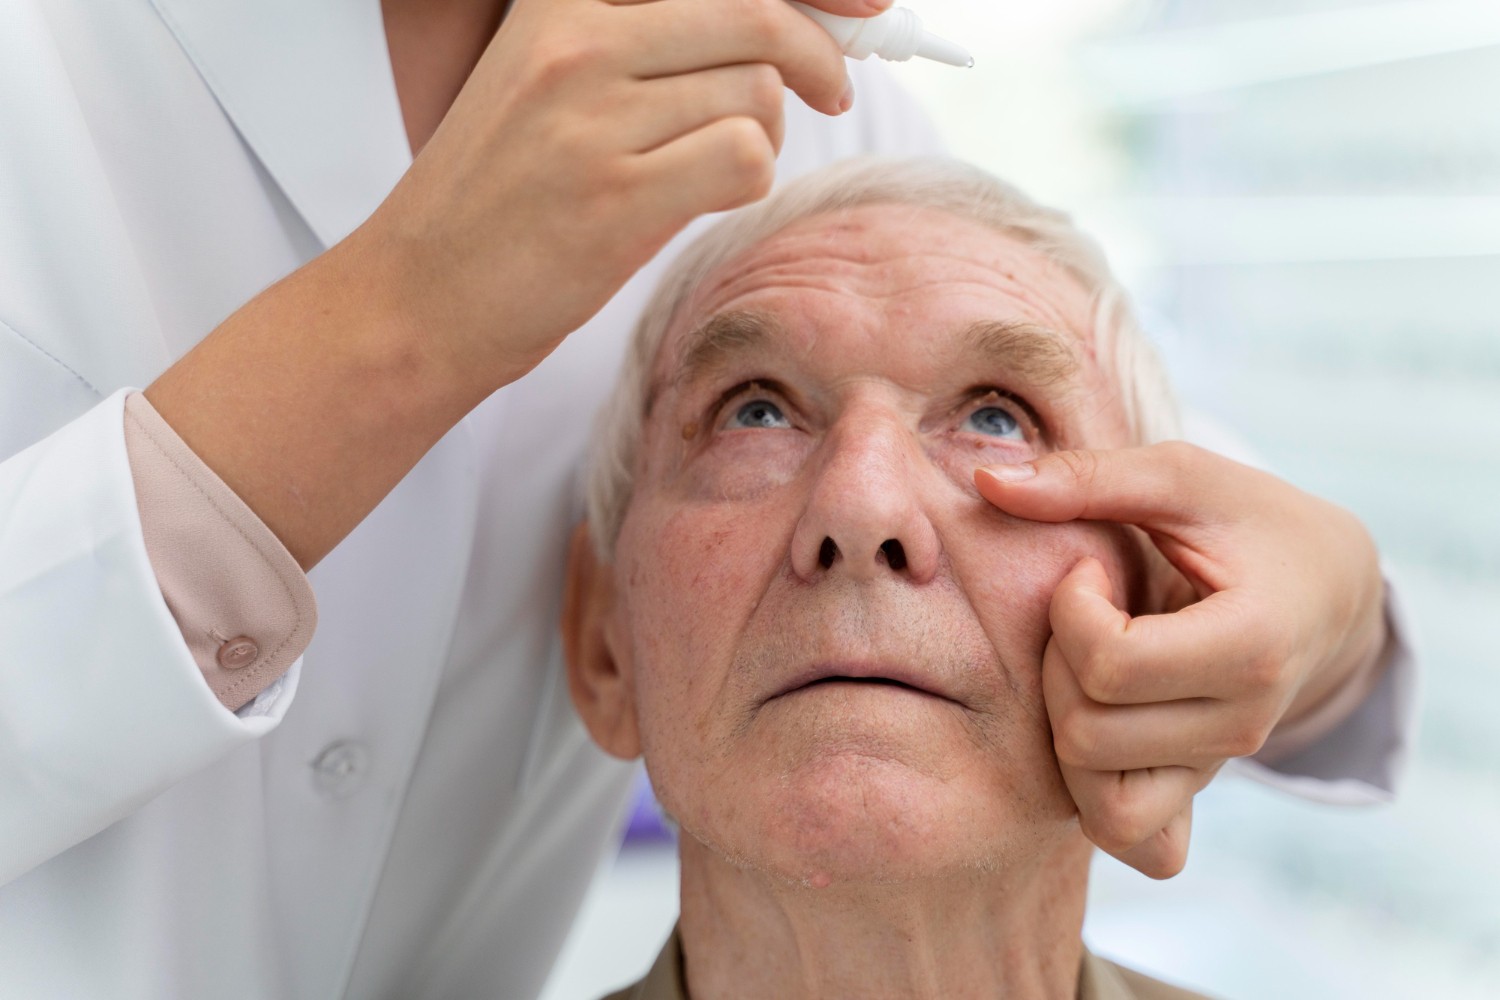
[682, 421, 699, 441]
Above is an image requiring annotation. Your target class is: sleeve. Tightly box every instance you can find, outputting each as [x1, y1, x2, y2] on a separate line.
[123, 391, 315, 713]
[0, 389, 308, 886]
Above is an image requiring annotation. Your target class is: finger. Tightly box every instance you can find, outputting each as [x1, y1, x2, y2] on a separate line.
[1050, 557, 1272, 704]
[1062, 762, 1211, 873]
[1112, 802, 1193, 880]
[627, 63, 787, 155]
[1045, 637, 1266, 771]
[621, 0, 850, 116]
[633, 115, 778, 224]
[786, 0, 895, 16]
[975, 441, 1252, 533]
[602, 0, 893, 17]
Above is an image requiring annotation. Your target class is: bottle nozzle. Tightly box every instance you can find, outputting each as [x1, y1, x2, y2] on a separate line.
[915, 32, 975, 69]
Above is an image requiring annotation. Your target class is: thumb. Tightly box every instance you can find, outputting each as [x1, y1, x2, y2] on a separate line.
[974, 442, 1242, 531]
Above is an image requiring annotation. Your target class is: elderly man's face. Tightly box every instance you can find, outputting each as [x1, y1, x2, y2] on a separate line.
[571, 204, 1143, 886]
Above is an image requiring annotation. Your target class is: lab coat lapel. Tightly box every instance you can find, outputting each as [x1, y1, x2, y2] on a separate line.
[148, 0, 412, 249]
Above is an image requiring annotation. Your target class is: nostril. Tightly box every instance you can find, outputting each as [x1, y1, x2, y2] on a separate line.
[819, 537, 838, 569]
[880, 539, 907, 572]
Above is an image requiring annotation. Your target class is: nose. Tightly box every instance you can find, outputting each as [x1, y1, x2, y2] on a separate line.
[789, 415, 941, 584]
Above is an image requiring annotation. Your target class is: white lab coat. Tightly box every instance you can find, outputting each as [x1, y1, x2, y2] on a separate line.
[0, 1, 1414, 999]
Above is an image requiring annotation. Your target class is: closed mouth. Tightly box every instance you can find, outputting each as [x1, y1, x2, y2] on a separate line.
[772, 666, 959, 705]
[796, 676, 928, 693]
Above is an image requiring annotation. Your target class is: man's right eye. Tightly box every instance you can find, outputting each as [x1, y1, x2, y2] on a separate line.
[727, 399, 791, 430]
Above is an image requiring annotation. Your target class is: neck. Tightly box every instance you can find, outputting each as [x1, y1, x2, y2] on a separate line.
[677, 834, 1093, 1000]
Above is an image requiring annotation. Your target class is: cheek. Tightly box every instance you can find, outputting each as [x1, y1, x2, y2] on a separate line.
[930, 443, 1034, 504]
[676, 430, 809, 502]
[946, 514, 1138, 705]
[614, 494, 796, 748]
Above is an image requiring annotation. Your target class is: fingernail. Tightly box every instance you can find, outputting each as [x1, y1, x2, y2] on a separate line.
[982, 463, 1036, 483]
[866, 0, 894, 11]
[838, 80, 855, 114]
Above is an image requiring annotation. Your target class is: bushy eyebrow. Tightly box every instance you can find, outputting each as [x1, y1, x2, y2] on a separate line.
[646, 311, 1082, 413]
[959, 320, 1081, 389]
[646, 311, 781, 414]
[676, 311, 781, 386]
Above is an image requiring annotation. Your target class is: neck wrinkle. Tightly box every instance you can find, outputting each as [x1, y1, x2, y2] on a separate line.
[677, 833, 1093, 1000]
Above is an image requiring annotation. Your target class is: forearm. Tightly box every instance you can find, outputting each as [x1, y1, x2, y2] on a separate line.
[144, 232, 492, 570]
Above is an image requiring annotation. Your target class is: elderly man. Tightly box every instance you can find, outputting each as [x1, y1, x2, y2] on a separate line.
[561, 157, 1356, 998]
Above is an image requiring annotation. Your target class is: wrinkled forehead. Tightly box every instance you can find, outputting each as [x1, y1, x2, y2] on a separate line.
[650, 205, 1099, 390]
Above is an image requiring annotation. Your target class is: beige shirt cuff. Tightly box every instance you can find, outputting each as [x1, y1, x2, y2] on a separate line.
[123, 391, 316, 712]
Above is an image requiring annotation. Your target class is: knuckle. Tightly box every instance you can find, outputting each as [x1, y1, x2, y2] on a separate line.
[715, 120, 775, 204]
[1053, 716, 1097, 768]
[1076, 645, 1127, 703]
[1054, 448, 1100, 491]
[1243, 648, 1290, 692]
[1223, 724, 1268, 759]
[740, 0, 787, 48]
[1144, 845, 1188, 880]
[529, 36, 601, 86]
[745, 64, 786, 116]
[1155, 439, 1204, 475]
[1082, 812, 1139, 857]
[1091, 788, 1155, 853]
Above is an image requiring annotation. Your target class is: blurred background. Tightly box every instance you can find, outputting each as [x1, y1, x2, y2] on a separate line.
[542, 1, 1500, 996]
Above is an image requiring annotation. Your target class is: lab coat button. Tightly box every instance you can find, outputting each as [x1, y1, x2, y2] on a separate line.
[217, 636, 259, 670]
[311, 740, 370, 799]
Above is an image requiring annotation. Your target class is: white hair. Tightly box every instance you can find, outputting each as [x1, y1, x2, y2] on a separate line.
[586, 156, 1179, 561]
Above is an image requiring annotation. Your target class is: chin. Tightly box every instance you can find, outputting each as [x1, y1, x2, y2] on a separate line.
[693, 753, 1028, 889]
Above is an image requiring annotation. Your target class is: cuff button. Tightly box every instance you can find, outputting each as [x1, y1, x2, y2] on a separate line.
[218, 636, 260, 670]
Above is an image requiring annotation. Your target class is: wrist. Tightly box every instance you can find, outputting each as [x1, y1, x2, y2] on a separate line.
[1259, 589, 1391, 763]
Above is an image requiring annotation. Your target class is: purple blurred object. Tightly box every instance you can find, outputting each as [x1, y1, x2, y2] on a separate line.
[622, 767, 676, 845]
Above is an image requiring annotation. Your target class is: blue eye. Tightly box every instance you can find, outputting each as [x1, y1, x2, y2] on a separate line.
[729, 399, 791, 430]
[966, 405, 1023, 440]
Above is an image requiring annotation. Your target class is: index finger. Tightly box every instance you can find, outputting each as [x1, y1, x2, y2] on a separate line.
[975, 441, 1253, 532]
[608, 0, 891, 12]
[792, 0, 894, 16]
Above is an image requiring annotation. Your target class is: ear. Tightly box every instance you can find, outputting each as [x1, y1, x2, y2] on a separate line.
[561, 521, 642, 761]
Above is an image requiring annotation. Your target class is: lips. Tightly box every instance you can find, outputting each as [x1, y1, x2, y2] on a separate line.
[769, 662, 960, 705]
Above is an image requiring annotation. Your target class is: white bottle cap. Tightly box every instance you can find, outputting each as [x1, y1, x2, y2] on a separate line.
[788, 3, 973, 68]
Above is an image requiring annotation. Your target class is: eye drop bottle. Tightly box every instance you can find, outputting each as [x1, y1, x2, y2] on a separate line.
[787, 2, 973, 68]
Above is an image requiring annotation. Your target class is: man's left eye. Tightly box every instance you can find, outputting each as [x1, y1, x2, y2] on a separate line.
[728, 399, 791, 430]
[964, 405, 1023, 440]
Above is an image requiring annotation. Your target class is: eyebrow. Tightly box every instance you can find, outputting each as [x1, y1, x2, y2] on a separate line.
[958, 320, 1081, 389]
[677, 310, 780, 385]
[647, 311, 1082, 413]
[646, 311, 781, 414]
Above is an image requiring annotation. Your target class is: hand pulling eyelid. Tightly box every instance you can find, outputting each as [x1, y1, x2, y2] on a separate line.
[787, 2, 974, 69]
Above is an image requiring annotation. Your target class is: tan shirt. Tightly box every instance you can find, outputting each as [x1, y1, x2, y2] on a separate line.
[603, 929, 1209, 1000]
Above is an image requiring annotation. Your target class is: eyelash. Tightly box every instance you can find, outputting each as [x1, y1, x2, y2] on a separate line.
[713, 380, 795, 429]
[705, 382, 1044, 441]
[955, 387, 1041, 433]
